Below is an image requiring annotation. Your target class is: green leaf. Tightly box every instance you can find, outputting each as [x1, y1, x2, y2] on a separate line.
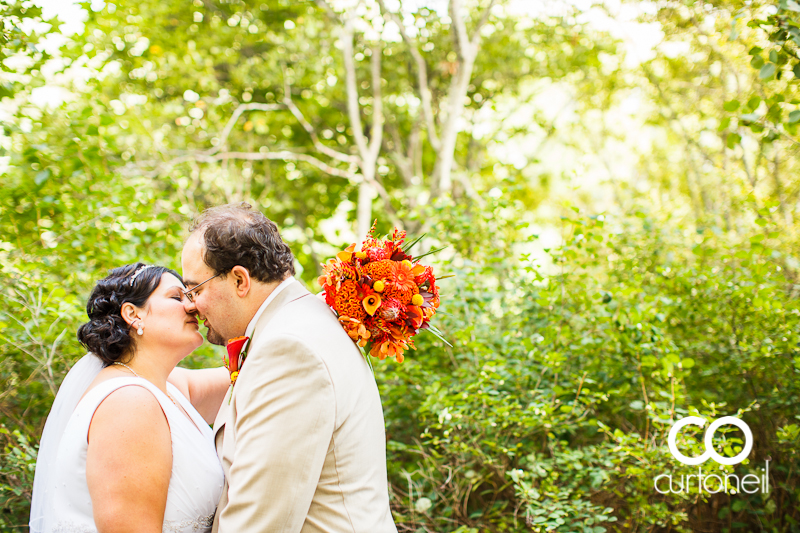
[723, 100, 740, 112]
[402, 233, 427, 253]
[747, 96, 762, 110]
[739, 113, 760, 123]
[751, 55, 765, 69]
[34, 169, 50, 186]
[786, 0, 800, 12]
[769, 50, 779, 63]
[789, 110, 800, 123]
[413, 245, 448, 261]
[760, 63, 777, 79]
[425, 325, 453, 347]
[794, 62, 800, 78]
[726, 133, 742, 149]
[755, 217, 768, 226]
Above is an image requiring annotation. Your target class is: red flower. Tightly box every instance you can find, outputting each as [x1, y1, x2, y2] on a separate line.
[226, 336, 249, 377]
[322, 223, 447, 365]
[406, 305, 424, 329]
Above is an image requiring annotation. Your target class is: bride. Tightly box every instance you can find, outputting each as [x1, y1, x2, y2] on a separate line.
[30, 263, 232, 533]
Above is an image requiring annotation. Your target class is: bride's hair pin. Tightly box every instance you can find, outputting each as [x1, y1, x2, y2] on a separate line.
[129, 265, 153, 286]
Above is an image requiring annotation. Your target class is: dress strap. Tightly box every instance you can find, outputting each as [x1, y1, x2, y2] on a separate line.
[75, 377, 174, 438]
[167, 382, 211, 437]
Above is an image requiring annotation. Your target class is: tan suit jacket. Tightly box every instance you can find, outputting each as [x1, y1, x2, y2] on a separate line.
[211, 280, 397, 533]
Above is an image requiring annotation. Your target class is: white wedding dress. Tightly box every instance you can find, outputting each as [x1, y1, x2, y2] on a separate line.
[37, 375, 223, 533]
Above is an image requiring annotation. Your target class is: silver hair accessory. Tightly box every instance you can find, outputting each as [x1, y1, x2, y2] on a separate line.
[129, 265, 153, 286]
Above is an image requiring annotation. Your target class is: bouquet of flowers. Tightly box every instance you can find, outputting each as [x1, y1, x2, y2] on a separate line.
[318, 224, 448, 363]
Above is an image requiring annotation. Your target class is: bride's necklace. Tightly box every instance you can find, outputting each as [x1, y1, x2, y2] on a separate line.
[112, 361, 179, 407]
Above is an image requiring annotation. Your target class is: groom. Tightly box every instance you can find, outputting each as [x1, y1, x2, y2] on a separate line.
[181, 203, 397, 532]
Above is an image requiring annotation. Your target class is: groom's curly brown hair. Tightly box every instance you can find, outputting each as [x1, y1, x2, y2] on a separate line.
[189, 202, 295, 283]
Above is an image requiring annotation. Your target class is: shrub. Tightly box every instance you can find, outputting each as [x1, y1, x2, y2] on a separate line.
[380, 201, 800, 532]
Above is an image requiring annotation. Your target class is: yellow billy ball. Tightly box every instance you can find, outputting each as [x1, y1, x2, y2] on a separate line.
[411, 294, 424, 306]
[373, 280, 385, 292]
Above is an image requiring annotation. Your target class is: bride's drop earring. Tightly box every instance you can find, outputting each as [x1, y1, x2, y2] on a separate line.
[136, 320, 144, 336]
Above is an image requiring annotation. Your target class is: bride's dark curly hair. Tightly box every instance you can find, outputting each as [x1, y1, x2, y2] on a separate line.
[77, 263, 182, 366]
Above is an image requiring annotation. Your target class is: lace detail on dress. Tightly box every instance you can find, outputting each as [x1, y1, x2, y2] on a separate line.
[50, 513, 214, 533]
[162, 513, 215, 532]
[52, 522, 96, 533]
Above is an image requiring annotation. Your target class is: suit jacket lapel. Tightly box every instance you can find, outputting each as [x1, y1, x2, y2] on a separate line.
[212, 280, 308, 443]
[212, 385, 232, 442]
[251, 280, 309, 341]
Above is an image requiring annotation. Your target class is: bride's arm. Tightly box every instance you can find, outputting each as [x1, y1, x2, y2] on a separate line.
[87, 386, 171, 533]
[168, 366, 230, 424]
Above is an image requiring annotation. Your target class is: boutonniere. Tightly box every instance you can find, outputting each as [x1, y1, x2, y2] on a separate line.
[225, 336, 251, 388]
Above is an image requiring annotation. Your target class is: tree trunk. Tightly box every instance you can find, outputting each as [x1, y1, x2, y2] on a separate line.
[357, 180, 375, 239]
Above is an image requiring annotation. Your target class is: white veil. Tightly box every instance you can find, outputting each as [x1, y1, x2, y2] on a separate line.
[29, 352, 104, 533]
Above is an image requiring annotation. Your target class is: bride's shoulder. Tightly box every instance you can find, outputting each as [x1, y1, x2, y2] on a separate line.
[87, 381, 170, 442]
[80, 366, 149, 401]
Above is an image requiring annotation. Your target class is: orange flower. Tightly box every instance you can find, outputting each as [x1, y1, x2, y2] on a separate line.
[406, 305, 424, 329]
[390, 261, 417, 293]
[339, 316, 371, 347]
[363, 293, 382, 316]
[337, 243, 356, 262]
[370, 337, 410, 362]
[383, 282, 417, 305]
[362, 259, 393, 280]
[335, 280, 366, 320]
[323, 224, 447, 366]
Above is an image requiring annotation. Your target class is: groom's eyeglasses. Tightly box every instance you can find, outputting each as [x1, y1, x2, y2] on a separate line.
[182, 272, 223, 303]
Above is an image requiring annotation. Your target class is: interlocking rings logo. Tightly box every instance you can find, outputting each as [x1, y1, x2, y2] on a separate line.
[667, 416, 753, 466]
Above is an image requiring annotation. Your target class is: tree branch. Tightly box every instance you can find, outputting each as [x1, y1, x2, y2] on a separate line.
[208, 102, 283, 155]
[471, 0, 497, 49]
[386, 121, 416, 188]
[341, 11, 369, 158]
[314, 0, 340, 23]
[283, 75, 358, 164]
[131, 150, 358, 180]
[368, 42, 383, 162]
[450, 0, 470, 62]
[376, 0, 441, 151]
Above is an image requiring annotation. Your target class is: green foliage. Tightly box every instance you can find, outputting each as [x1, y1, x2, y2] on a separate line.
[379, 202, 800, 532]
[0, 427, 37, 530]
[733, 0, 800, 141]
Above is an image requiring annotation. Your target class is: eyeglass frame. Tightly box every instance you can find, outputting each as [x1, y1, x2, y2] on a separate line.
[182, 271, 225, 303]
